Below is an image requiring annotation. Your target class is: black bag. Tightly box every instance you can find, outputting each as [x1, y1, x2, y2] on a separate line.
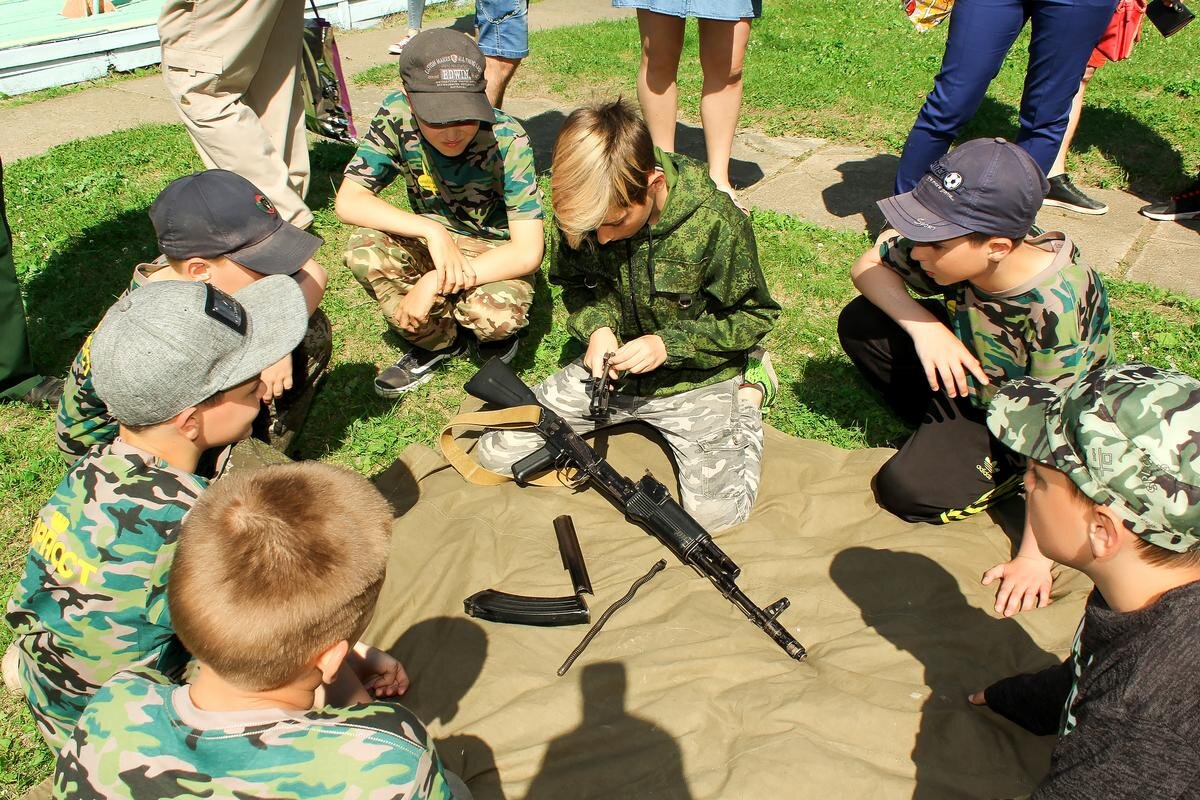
[301, 0, 358, 144]
[1145, 0, 1195, 36]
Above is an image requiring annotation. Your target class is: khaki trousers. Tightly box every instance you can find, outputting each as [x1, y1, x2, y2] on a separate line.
[158, 0, 312, 227]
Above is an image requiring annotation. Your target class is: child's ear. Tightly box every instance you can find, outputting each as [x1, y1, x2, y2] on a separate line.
[648, 169, 666, 191]
[1088, 505, 1127, 560]
[313, 639, 351, 684]
[986, 237, 1016, 263]
[174, 406, 202, 442]
[184, 258, 213, 283]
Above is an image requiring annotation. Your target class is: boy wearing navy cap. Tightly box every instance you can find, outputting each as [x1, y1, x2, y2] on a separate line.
[838, 138, 1112, 616]
[55, 170, 331, 462]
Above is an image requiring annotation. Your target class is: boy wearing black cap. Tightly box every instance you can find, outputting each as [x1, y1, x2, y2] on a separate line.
[55, 170, 331, 462]
[838, 138, 1112, 616]
[336, 28, 544, 397]
[6, 277, 310, 750]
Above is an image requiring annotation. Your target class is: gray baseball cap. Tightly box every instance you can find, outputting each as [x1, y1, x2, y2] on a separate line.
[879, 138, 1050, 242]
[399, 29, 494, 125]
[90, 276, 309, 427]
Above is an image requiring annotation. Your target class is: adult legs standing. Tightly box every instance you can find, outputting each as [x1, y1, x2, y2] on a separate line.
[635, 9, 686, 153]
[158, 0, 313, 228]
[697, 17, 752, 199]
[476, 0, 529, 108]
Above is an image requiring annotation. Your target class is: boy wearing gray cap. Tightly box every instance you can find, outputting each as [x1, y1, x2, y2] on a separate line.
[5, 277, 309, 750]
[838, 138, 1112, 616]
[969, 363, 1200, 797]
[336, 28, 544, 397]
[55, 169, 331, 463]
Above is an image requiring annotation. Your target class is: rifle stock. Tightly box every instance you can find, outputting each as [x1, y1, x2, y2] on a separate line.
[466, 358, 807, 662]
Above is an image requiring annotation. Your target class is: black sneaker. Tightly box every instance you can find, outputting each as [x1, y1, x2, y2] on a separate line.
[473, 336, 519, 365]
[12, 375, 64, 408]
[1141, 176, 1200, 221]
[374, 338, 466, 398]
[1042, 174, 1109, 215]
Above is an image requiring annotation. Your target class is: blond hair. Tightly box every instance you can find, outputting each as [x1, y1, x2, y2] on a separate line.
[551, 98, 656, 249]
[169, 462, 394, 690]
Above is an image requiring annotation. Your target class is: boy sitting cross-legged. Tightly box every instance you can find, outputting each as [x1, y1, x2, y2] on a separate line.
[56, 169, 331, 462]
[55, 462, 466, 800]
[5, 276, 310, 750]
[838, 137, 1112, 615]
[336, 28, 544, 397]
[475, 99, 781, 532]
[969, 363, 1200, 797]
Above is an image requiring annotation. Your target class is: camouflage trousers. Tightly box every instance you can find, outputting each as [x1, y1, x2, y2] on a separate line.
[344, 227, 533, 351]
[476, 361, 764, 532]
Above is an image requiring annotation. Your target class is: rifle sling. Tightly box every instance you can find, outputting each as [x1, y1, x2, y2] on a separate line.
[438, 405, 572, 488]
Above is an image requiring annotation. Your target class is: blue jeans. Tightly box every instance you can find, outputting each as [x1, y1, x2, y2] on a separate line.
[894, 0, 1118, 193]
[476, 0, 529, 58]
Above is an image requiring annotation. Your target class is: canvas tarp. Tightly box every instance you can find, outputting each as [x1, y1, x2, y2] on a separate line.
[364, 421, 1093, 800]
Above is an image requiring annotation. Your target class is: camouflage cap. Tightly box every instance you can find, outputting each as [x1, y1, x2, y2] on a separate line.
[987, 363, 1200, 552]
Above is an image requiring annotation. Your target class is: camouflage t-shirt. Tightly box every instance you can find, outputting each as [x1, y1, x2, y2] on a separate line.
[55, 670, 453, 799]
[343, 91, 543, 240]
[880, 231, 1112, 408]
[4, 440, 204, 750]
[55, 260, 162, 461]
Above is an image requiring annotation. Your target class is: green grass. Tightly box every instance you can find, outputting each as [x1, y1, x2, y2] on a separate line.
[364, 0, 1200, 197]
[3, 5, 1200, 792]
[0, 67, 159, 110]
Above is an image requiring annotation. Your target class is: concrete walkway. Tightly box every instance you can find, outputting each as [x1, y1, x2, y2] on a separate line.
[3, 0, 1197, 294]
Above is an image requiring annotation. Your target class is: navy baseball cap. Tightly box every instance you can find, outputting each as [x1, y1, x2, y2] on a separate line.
[878, 138, 1050, 242]
[149, 170, 322, 276]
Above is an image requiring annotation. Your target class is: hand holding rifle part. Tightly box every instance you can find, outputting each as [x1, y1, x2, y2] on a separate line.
[462, 358, 807, 662]
[582, 352, 615, 423]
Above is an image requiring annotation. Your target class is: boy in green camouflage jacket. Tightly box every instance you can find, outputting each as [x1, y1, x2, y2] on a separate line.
[55, 462, 464, 800]
[5, 276, 310, 750]
[838, 138, 1112, 617]
[56, 169, 330, 463]
[476, 99, 781, 532]
[336, 29, 544, 397]
[968, 363, 1200, 797]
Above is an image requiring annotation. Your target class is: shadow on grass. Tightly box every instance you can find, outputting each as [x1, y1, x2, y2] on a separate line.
[509, 269, 554, 371]
[309, 139, 357, 214]
[292, 361, 383, 459]
[831, 547, 1058, 800]
[791, 355, 907, 448]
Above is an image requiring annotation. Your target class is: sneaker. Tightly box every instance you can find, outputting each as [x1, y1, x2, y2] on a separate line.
[740, 347, 778, 412]
[474, 336, 519, 365]
[1042, 174, 1108, 215]
[14, 375, 64, 408]
[1141, 176, 1200, 221]
[2, 641, 21, 695]
[374, 338, 466, 398]
[387, 32, 417, 55]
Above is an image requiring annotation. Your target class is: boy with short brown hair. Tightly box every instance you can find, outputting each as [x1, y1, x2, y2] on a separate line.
[55, 462, 463, 799]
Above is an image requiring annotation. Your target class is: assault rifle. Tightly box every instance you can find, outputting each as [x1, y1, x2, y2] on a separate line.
[464, 358, 807, 662]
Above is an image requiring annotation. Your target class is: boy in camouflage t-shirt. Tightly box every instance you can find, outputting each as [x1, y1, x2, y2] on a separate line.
[56, 463, 462, 800]
[838, 138, 1111, 614]
[56, 170, 331, 462]
[6, 277, 310, 750]
[336, 29, 544, 397]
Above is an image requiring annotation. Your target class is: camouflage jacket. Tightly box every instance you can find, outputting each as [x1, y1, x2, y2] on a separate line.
[550, 149, 780, 398]
[55, 670, 453, 799]
[343, 91, 543, 240]
[55, 261, 160, 461]
[4, 440, 203, 749]
[881, 231, 1113, 408]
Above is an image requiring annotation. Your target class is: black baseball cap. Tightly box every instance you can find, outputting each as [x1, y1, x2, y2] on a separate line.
[149, 170, 322, 276]
[399, 29, 494, 125]
[878, 138, 1050, 242]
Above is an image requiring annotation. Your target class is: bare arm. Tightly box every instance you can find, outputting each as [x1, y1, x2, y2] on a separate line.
[294, 258, 327, 316]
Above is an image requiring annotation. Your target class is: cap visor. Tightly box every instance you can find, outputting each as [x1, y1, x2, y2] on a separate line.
[877, 193, 974, 243]
[227, 222, 322, 276]
[408, 90, 495, 125]
[215, 275, 310, 391]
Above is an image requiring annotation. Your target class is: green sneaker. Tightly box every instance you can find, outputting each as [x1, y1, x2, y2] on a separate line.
[742, 348, 778, 412]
